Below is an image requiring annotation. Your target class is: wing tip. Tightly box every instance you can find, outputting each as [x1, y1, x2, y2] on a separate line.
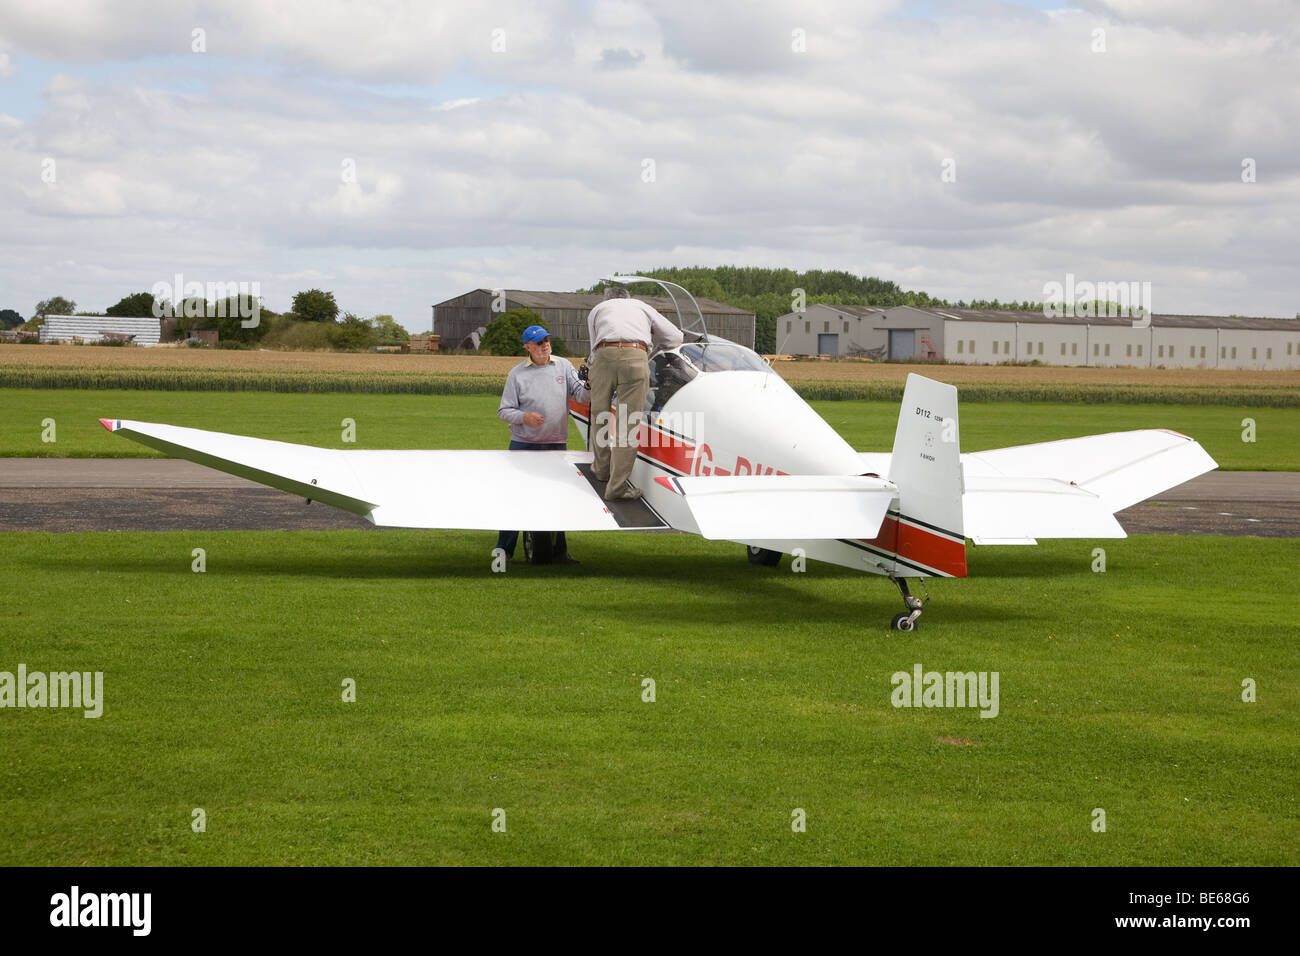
[98, 418, 119, 432]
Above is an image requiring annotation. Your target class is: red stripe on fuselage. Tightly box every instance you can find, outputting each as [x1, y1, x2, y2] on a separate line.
[635, 423, 698, 474]
[862, 516, 967, 578]
[569, 402, 794, 485]
[569, 402, 697, 474]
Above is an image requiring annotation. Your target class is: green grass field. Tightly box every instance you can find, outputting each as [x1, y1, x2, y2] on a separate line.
[2, 388, 1296, 469]
[1, 530, 1297, 866]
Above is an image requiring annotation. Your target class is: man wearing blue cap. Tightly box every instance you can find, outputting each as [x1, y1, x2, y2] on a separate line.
[495, 324, 589, 563]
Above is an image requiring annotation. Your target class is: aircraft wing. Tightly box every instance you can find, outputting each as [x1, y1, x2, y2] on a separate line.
[99, 419, 659, 531]
[656, 474, 897, 540]
[960, 428, 1218, 544]
[858, 428, 1217, 545]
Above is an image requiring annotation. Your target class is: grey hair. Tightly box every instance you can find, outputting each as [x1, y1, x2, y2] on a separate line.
[603, 285, 630, 300]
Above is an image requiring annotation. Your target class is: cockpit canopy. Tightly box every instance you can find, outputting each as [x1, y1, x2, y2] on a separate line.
[649, 337, 769, 411]
[678, 339, 768, 373]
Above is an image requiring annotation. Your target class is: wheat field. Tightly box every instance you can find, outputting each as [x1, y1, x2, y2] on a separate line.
[3, 343, 1296, 387]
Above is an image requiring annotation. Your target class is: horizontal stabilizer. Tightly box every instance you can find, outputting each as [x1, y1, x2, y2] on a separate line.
[667, 474, 896, 540]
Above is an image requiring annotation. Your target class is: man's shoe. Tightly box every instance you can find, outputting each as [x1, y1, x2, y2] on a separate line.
[605, 488, 643, 501]
[591, 471, 610, 483]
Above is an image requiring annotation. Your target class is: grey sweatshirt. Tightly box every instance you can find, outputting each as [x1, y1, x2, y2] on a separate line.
[497, 356, 589, 444]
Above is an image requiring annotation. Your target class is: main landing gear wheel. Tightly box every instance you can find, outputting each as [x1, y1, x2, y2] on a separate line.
[523, 531, 557, 565]
[746, 545, 782, 566]
[891, 612, 917, 632]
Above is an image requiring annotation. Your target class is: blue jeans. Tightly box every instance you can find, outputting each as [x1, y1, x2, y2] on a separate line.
[496, 441, 568, 558]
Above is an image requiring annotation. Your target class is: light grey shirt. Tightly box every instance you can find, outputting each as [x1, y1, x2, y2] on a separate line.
[497, 356, 589, 444]
[586, 298, 684, 361]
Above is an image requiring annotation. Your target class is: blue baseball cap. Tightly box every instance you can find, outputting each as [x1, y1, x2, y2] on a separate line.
[521, 325, 551, 344]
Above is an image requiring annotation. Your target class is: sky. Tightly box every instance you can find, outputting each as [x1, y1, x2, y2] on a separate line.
[1, 0, 1296, 332]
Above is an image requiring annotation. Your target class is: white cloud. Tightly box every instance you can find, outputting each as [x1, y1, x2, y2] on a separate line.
[1077, 0, 1300, 37]
[0, 0, 1296, 327]
[0, 1, 583, 80]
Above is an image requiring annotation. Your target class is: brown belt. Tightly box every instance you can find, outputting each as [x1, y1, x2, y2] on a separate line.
[596, 341, 648, 351]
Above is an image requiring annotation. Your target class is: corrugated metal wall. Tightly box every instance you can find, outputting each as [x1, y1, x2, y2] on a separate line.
[39, 316, 164, 345]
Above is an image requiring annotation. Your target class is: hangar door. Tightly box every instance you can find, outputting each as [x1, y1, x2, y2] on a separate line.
[817, 333, 839, 355]
[888, 329, 915, 360]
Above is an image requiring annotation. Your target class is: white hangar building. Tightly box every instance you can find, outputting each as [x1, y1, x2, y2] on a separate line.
[774, 304, 1300, 370]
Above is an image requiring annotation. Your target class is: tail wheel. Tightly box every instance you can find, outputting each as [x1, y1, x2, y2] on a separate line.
[523, 531, 557, 565]
[746, 545, 782, 566]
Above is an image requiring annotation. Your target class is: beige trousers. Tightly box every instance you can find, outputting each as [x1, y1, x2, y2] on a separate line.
[588, 346, 649, 497]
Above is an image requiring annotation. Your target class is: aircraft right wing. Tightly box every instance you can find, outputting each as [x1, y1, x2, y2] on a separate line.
[959, 429, 1218, 544]
[858, 428, 1218, 545]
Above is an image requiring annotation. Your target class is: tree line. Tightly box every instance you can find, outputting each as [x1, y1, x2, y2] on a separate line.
[3, 290, 409, 350]
[582, 266, 1045, 352]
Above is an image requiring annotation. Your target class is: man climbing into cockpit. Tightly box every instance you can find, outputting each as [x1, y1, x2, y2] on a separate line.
[585, 285, 683, 500]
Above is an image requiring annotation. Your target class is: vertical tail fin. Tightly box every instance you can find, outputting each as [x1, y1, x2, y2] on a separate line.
[883, 374, 966, 577]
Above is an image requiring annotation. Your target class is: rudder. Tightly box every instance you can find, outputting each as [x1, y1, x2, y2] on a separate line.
[883, 374, 966, 577]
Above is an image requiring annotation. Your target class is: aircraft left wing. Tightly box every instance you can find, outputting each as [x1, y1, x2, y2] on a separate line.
[99, 419, 656, 531]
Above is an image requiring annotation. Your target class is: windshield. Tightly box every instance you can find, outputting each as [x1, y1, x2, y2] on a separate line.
[678, 339, 768, 373]
[648, 338, 769, 412]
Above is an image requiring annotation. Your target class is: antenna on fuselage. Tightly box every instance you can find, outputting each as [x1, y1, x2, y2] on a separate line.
[601, 275, 708, 341]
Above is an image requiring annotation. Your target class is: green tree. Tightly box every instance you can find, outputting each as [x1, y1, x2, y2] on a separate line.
[35, 296, 76, 318]
[330, 313, 377, 351]
[170, 294, 274, 344]
[174, 298, 211, 324]
[210, 295, 274, 343]
[480, 308, 568, 356]
[106, 291, 163, 317]
[0, 308, 23, 329]
[292, 289, 340, 323]
[370, 314, 410, 346]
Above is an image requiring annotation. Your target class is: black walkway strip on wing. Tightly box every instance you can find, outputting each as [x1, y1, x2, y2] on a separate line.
[575, 462, 669, 529]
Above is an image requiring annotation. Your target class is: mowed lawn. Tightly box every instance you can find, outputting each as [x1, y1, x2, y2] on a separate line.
[2, 388, 1297, 469]
[1, 530, 1296, 866]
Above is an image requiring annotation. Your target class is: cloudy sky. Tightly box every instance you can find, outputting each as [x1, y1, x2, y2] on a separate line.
[1, 0, 1296, 331]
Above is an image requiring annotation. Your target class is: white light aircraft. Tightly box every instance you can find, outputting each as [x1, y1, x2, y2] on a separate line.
[100, 276, 1217, 630]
